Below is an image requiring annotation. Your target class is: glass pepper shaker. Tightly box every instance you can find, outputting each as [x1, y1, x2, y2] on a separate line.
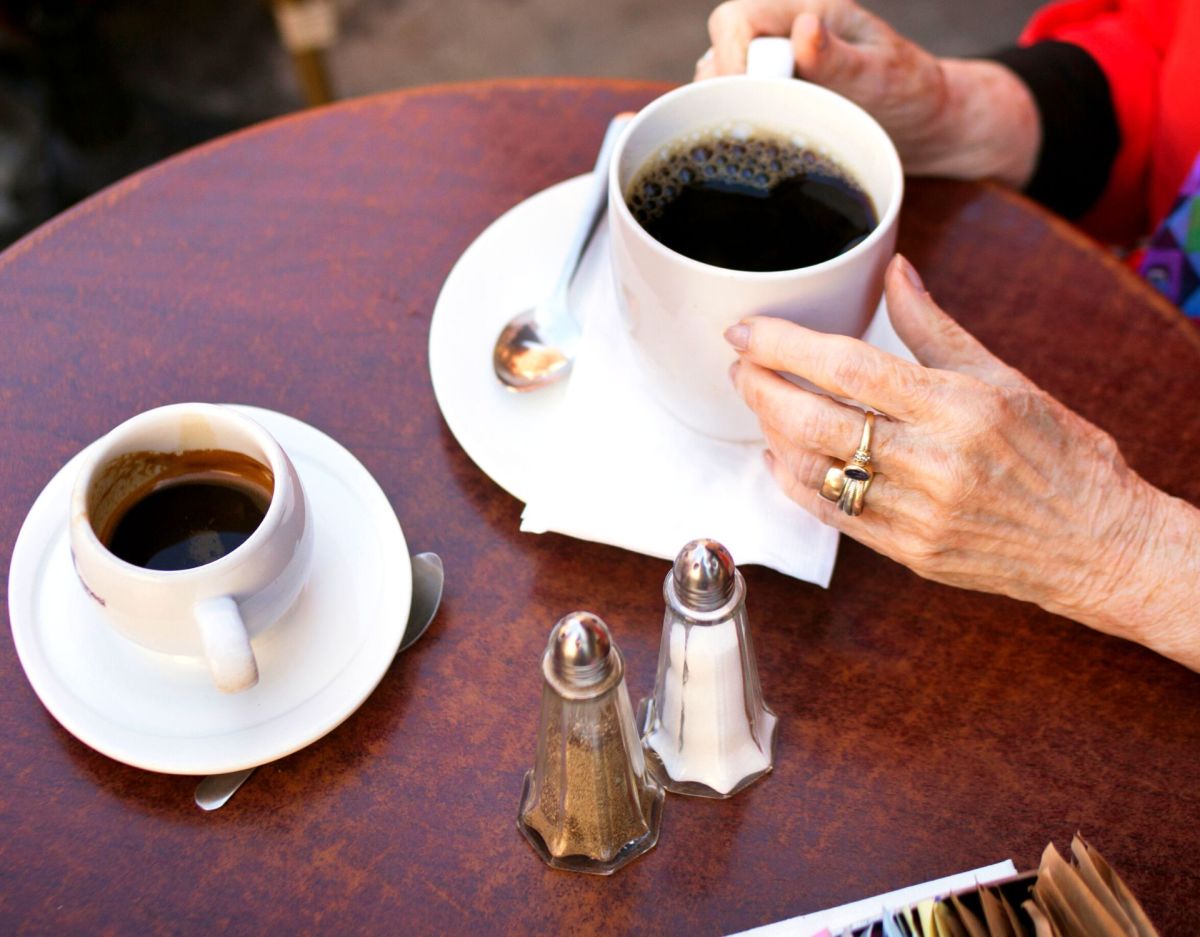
[638, 539, 778, 798]
[517, 611, 664, 875]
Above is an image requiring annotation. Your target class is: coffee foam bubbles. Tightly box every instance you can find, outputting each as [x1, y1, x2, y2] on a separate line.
[626, 125, 855, 225]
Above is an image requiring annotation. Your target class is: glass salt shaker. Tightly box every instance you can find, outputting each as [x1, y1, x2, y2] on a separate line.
[638, 539, 778, 798]
[517, 611, 664, 875]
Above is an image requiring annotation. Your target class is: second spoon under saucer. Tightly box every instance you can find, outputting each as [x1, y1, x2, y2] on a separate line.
[194, 551, 445, 811]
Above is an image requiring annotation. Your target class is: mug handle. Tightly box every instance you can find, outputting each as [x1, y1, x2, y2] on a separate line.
[746, 36, 795, 79]
[194, 596, 259, 693]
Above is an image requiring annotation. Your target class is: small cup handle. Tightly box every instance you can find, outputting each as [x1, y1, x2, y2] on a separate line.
[194, 596, 259, 693]
[746, 36, 795, 79]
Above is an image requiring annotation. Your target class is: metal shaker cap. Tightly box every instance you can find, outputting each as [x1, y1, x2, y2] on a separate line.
[671, 539, 737, 612]
[543, 611, 623, 698]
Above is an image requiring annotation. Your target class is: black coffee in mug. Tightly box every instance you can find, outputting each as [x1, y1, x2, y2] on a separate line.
[96, 450, 274, 572]
[626, 129, 877, 272]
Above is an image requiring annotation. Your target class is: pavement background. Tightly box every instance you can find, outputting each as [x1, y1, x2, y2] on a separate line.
[0, 0, 1043, 247]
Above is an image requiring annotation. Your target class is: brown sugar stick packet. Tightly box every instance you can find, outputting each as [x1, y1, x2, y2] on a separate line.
[1030, 860, 1091, 936]
[948, 893, 989, 937]
[1022, 900, 1057, 937]
[978, 886, 1018, 937]
[1032, 842, 1138, 937]
[998, 886, 1026, 937]
[1070, 835, 1159, 937]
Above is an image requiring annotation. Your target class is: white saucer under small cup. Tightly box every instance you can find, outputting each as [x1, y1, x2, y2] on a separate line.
[8, 406, 411, 775]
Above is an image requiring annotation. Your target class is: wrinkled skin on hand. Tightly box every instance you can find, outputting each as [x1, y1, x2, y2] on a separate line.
[726, 255, 1198, 668]
[696, 0, 951, 171]
[695, 0, 1039, 186]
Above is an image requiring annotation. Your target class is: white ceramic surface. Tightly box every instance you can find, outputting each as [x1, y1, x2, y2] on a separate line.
[69, 403, 313, 693]
[8, 405, 411, 775]
[428, 175, 910, 517]
[608, 76, 904, 441]
[429, 176, 585, 503]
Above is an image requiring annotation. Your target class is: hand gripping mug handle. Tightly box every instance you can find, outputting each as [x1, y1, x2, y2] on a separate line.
[745, 36, 795, 79]
[193, 596, 259, 693]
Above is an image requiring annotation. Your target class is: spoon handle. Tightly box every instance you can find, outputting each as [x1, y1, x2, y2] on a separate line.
[193, 552, 444, 811]
[547, 112, 634, 305]
[195, 767, 256, 811]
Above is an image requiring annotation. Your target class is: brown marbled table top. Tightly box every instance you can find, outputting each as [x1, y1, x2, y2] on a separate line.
[1, 80, 1197, 935]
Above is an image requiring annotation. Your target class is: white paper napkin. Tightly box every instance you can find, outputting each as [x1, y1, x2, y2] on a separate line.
[519, 225, 914, 585]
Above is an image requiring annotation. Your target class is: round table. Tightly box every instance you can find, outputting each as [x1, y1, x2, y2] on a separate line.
[2, 80, 1197, 935]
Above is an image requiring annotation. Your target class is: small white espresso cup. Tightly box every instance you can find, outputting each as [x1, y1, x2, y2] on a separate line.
[607, 44, 903, 441]
[69, 403, 313, 693]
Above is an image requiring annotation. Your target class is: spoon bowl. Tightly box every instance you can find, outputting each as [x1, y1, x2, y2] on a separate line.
[492, 308, 575, 392]
[492, 113, 632, 392]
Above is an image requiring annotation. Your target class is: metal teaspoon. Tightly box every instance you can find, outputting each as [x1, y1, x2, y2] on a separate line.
[194, 551, 445, 811]
[491, 112, 633, 391]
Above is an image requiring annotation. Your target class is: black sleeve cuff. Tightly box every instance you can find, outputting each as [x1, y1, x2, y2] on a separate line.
[986, 40, 1120, 219]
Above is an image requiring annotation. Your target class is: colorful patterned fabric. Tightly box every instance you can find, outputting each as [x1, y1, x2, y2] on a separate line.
[1139, 151, 1200, 316]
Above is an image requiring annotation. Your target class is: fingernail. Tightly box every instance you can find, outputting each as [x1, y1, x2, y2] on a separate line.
[798, 13, 827, 53]
[724, 323, 750, 351]
[815, 18, 829, 51]
[897, 254, 924, 292]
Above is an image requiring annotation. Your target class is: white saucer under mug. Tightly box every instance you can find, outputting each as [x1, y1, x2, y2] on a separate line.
[428, 175, 912, 505]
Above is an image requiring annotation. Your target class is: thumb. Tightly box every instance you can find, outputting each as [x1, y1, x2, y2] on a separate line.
[708, 0, 758, 75]
[789, 10, 878, 92]
[695, 47, 718, 81]
[885, 255, 1025, 387]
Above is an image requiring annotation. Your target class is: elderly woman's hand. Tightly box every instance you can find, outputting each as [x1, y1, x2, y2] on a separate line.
[726, 255, 1200, 670]
[695, 0, 1039, 188]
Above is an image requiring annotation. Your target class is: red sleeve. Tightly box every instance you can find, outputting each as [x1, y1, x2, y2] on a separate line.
[1020, 0, 1172, 242]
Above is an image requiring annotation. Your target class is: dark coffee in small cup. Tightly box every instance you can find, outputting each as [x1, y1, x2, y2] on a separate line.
[91, 450, 274, 572]
[625, 129, 877, 272]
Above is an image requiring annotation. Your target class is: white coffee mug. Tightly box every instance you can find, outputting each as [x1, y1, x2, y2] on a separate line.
[607, 41, 903, 441]
[69, 403, 314, 693]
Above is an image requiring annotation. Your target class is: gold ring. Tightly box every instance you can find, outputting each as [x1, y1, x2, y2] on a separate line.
[837, 411, 876, 515]
[819, 466, 846, 502]
[845, 411, 875, 483]
[837, 476, 869, 516]
[815, 411, 878, 512]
